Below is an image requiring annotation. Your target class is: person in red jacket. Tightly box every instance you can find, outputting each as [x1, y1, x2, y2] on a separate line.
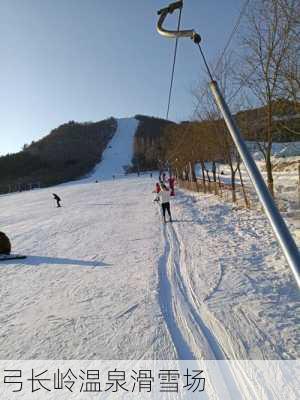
[153, 182, 161, 202]
[168, 176, 176, 196]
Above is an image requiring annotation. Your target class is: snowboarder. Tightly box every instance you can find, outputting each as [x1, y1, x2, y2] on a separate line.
[158, 184, 172, 223]
[52, 193, 62, 208]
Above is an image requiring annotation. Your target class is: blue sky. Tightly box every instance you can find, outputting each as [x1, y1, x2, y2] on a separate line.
[0, 0, 245, 155]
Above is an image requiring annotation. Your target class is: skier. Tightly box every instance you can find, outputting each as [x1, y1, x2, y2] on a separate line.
[159, 184, 172, 223]
[159, 171, 167, 184]
[52, 193, 62, 208]
[153, 182, 161, 202]
[155, 182, 161, 194]
[168, 176, 176, 196]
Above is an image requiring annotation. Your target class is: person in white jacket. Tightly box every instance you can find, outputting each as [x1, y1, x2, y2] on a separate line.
[159, 184, 172, 223]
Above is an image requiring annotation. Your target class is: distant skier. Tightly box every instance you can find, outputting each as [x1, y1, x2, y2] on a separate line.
[159, 171, 167, 184]
[162, 172, 167, 183]
[159, 184, 172, 223]
[52, 193, 62, 208]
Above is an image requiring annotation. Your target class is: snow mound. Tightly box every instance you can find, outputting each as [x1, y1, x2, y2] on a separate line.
[87, 117, 139, 181]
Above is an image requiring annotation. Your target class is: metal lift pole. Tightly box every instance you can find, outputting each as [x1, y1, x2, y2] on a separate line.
[156, 1, 300, 288]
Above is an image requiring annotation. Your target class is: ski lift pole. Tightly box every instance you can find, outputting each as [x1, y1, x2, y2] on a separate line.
[210, 81, 300, 287]
[157, 2, 300, 288]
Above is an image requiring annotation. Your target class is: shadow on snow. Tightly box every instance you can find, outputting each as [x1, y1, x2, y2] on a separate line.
[1, 255, 111, 268]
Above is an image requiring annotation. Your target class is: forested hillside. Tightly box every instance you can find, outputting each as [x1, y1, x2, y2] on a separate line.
[161, 100, 300, 198]
[131, 115, 175, 171]
[1, 100, 298, 194]
[133, 101, 300, 172]
[127, 102, 300, 176]
[0, 118, 117, 193]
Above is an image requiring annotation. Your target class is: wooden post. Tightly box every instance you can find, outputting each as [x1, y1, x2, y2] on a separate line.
[238, 165, 250, 209]
[298, 161, 300, 207]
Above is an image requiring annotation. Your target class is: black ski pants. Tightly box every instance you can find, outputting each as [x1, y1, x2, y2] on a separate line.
[162, 202, 171, 221]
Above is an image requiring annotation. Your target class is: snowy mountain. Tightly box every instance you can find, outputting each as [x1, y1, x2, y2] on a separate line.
[0, 118, 117, 192]
[0, 115, 174, 194]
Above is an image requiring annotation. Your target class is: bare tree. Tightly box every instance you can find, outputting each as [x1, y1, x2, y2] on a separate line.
[193, 54, 245, 202]
[278, 0, 300, 103]
[241, 0, 297, 196]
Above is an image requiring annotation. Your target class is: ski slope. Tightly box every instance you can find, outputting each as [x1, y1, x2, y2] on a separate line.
[85, 117, 139, 181]
[0, 118, 299, 397]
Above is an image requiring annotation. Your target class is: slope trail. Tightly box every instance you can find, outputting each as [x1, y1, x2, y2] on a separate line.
[86, 117, 139, 180]
[157, 207, 257, 399]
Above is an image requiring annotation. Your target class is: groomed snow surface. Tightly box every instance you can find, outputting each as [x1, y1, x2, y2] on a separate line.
[0, 118, 299, 397]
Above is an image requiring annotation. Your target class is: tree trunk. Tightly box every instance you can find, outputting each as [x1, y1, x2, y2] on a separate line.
[266, 149, 274, 197]
[190, 162, 199, 192]
[266, 102, 275, 197]
[212, 161, 217, 182]
[231, 168, 237, 203]
[205, 168, 211, 183]
[237, 164, 249, 208]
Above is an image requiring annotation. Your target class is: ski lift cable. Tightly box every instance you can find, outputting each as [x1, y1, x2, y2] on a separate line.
[193, 0, 251, 116]
[167, 0, 254, 166]
[167, 1, 258, 163]
[156, 1, 300, 287]
[227, 65, 258, 105]
[166, 3, 183, 120]
[164, 0, 251, 160]
[213, 0, 251, 75]
[165, 41, 214, 163]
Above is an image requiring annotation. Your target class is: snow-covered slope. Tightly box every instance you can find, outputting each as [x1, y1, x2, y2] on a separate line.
[2, 174, 299, 361]
[0, 114, 299, 399]
[86, 117, 139, 181]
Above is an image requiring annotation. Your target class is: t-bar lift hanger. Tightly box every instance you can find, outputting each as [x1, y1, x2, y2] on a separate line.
[156, 0, 300, 288]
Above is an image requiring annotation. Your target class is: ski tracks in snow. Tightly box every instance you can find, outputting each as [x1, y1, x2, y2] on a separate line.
[157, 201, 262, 399]
[159, 220, 224, 360]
